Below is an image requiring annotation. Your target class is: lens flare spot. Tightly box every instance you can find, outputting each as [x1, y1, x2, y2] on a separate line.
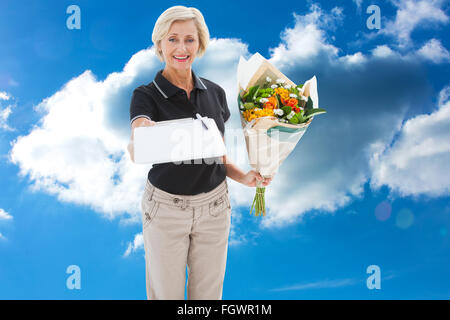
[375, 201, 391, 221]
[395, 208, 414, 229]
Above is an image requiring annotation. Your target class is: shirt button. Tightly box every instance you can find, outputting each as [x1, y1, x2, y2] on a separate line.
[173, 198, 179, 204]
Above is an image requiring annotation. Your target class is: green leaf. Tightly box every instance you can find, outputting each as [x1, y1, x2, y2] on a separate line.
[237, 94, 244, 109]
[244, 102, 256, 110]
[304, 108, 327, 119]
[288, 114, 299, 124]
[296, 112, 306, 123]
[281, 106, 292, 117]
[252, 86, 261, 101]
[276, 94, 283, 109]
[242, 85, 259, 102]
[305, 96, 314, 110]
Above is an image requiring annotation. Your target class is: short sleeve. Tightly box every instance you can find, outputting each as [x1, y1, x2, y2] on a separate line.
[220, 87, 231, 123]
[129, 87, 158, 125]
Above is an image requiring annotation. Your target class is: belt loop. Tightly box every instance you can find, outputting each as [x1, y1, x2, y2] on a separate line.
[181, 198, 187, 210]
[149, 188, 153, 201]
[149, 184, 155, 201]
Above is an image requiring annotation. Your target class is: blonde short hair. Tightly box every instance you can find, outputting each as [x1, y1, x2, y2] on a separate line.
[152, 6, 210, 62]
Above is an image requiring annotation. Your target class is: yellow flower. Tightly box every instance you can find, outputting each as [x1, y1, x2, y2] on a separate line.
[274, 88, 289, 100]
[242, 107, 275, 122]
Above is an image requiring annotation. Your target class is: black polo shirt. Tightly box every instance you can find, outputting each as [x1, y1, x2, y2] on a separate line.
[129, 69, 231, 195]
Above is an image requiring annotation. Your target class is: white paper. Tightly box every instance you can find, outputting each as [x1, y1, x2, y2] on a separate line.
[133, 117, 226, 164]
[237, 53, 265, 91]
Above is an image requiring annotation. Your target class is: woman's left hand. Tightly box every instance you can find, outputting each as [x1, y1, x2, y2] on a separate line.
[240, 170, 274, 187]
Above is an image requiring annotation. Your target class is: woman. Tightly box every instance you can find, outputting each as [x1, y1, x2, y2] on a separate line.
[128, 6, 272, 300]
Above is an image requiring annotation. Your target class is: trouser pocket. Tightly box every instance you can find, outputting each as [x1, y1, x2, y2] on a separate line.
[208, 193, 231, 217]
[142, 185, 159, 230]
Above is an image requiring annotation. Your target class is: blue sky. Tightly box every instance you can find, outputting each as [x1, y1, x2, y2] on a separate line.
[0, 0, 449, 299]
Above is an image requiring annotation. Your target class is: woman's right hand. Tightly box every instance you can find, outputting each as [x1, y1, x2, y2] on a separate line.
[128, 117, 157, 162]
[132, 117, 157, 130]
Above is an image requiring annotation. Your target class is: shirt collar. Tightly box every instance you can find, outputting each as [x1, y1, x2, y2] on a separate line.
[152, 69, 207, 99]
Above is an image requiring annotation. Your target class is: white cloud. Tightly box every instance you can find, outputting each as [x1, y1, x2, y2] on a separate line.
[0, 209, 12, 242]
[0, 91, 15, 131]
[382, 0, 449, 47]
[9, 49, 161, 222]
[371, 45, 396, 58]
[370, 86, 450, 197]
[417, 38, 450, 63]
[0, 208, 13, 221]
[123, 232, 144, 257]
[338, 52, 367, 65]
[353, 0, 364, 10]
[0, 105, 14, 131]
[269, 4, 341, 69]
[0, 91, 11, 100]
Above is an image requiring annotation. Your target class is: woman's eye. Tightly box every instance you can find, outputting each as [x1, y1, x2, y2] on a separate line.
[186, 39, 194, 43]
[168, 38, 176, 42]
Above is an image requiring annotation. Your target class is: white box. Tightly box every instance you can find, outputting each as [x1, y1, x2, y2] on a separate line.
[133, 117, 226, 164]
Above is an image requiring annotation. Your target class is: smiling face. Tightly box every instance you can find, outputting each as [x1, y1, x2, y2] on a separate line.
[159, 19, 200, 72]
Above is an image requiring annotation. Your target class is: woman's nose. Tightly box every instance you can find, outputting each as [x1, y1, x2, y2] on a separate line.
[175, 41, 187, 52]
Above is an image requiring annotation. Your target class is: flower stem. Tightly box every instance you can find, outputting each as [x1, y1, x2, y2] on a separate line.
[250, 186, 266, 216]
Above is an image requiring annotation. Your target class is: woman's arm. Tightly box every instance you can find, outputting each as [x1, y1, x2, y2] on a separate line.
[223, 153, 246, 183]
[221, 136, 273, 187]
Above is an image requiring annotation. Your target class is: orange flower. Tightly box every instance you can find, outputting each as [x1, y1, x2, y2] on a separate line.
[268, 96, 278, 107]
[286, 98, 298, 107]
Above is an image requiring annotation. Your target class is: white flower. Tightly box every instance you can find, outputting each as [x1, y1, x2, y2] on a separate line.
[274, 109, 284, 116]
[271, 84, 278, 89]
[289, 93, 297, 98]
[300, 95, 308, 102]
[266, 76, 272, 82]
[254, 107, 262, 111]
[297, 86, 304, 93]
[284, 84, 292, 90]
[286, 111, 295, 120]
[259, 98, 269, 103]
[276, 78, 285, 84]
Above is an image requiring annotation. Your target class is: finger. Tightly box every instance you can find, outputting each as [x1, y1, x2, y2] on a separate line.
[252, 171, 262, 181]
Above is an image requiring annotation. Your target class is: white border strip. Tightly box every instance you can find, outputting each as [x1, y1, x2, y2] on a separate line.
[130, 115, 151, 125]
[152, 80, 168, 98]
[197, 77, 207, 90]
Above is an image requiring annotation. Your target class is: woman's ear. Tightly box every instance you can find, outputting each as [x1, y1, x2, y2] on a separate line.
[156, 41, 164, 62]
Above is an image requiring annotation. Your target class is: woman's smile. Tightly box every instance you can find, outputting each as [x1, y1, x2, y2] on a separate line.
[173, 55, 189, 62]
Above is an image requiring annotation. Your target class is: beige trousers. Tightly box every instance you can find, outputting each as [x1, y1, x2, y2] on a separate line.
[141, 178, 232, 300]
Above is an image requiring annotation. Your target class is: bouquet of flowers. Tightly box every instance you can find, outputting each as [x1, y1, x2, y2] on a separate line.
[237, 53, 326, 216]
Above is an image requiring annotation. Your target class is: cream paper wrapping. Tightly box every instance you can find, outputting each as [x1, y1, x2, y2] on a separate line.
[237, 53, 319, 185]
